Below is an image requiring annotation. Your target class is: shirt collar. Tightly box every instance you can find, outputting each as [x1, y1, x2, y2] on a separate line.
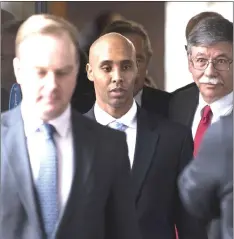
[198, 91, 233, 116]
[21, 101, 71, 138]
[134, 89, 143, 106]
[94, 100, 137, 129]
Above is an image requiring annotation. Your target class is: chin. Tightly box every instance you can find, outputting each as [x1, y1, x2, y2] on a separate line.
[40, 105, 62, 120]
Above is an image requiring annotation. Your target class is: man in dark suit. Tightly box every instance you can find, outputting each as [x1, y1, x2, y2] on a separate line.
[102, 19, 171, 117]
[0, 14, 141, 239]
[178, 113, 233, 239]
[85, 31, 207, 239]
[169, 16, 233, 155]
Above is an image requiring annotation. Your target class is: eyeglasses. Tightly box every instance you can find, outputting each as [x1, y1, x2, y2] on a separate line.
[190, 57, 233, 71]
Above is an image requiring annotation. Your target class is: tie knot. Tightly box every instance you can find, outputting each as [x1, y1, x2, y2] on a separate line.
[108, 121, 128, 132]
[202, 105, 212, 123]
[40, 123, 56, 139]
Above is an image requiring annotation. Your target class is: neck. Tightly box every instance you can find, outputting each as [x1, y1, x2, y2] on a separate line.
[97, 99, 134, 119]
[201, 91, 232, 104]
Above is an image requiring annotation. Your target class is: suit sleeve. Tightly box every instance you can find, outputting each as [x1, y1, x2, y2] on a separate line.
[105, 133, 141, 239]
[174, 129, 208, 239]
[178, 120, 224, 222]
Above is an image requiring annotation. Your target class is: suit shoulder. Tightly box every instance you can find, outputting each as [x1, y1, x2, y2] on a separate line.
[159, 116, 191, 136]
[172, 82, 197, 95]
[143, 109, 191, 136]
[144, 86, 171, 98]
[172, 82, 196, 93]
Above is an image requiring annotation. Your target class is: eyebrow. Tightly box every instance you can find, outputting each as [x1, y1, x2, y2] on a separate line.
[35, 65, 74, 71]
[99, 59, 133, 66]
[195, 52, 231, 59]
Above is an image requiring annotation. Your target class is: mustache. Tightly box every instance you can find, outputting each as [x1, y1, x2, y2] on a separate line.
[199, 77, 224, 85]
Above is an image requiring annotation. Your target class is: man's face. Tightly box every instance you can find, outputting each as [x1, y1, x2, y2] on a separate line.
[189, 42, 233, 103]
[87, 37, 138, 111]
[13, 33, 79, 121]
[124, 33, 149, 96]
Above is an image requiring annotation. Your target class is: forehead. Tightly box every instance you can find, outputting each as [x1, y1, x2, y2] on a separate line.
[191, 42, 233, 58]
[93, 39, 135, 64]
[18, 33, 77, 67]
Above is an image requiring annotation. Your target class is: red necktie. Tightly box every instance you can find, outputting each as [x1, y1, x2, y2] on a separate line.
[193, 105, 212, 157]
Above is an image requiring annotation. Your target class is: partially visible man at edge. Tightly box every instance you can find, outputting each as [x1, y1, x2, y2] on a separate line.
[169, 16, 233, 156]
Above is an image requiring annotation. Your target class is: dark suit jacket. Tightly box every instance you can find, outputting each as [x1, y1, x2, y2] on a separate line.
[85, 106, 208, 239]
[169, 83, 199, 127]
[1, 106, 141, 239]
[178, 113, 233, 239]
[141, 86, 171, 118]
[72, 80, 172, 116]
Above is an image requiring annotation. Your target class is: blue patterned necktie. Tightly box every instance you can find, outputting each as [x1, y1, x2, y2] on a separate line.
[108, 121, 128, 132]
[36, 123, 59, 238]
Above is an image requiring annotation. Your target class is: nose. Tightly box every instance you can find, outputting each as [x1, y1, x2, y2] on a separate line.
[111, 69, 123, 84]
[204, 62, 218, 77]
[44, 71, 57, 91]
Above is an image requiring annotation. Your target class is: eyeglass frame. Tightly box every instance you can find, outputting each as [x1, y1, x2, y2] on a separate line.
[189, 55, 233, 71]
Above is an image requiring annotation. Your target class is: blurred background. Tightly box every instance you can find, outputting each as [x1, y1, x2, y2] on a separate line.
[1, 1, 233, 95]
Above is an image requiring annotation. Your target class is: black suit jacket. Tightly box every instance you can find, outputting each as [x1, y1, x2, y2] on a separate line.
[169, 83, 199, 127]
[85, 106, 208, 239]
[141, 86, 171, 118]
[72, 84, 172, 116]
[0, 106, 141, 239]
[178, 113, 233, 239]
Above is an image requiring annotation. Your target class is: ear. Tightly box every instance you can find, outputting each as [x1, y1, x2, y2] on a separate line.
[187, 56, 193, 73]
[86, 63, 94, 82]
[13, 57, 22, 84]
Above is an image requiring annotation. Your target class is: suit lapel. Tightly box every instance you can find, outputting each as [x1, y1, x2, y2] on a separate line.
[55, 110, 97, 235]
[185, 87, 199, 127]
[131, 108, 159, 202]
[85, 107, 159, 203]
[4, 107, 42, 237]
[171, 84, 199, 127]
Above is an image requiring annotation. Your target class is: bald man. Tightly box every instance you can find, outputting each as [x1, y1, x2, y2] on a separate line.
[85, 33, 207, 239]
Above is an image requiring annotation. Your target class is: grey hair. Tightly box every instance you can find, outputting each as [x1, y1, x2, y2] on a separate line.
[187, 17, 233, 54]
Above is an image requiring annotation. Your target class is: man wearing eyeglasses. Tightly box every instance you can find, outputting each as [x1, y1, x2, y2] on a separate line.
[169, 16, 233, 156]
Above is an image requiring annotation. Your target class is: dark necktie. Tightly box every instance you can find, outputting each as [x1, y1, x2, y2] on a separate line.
[36, 123, 59, 238]
[193, 105, 213, 156]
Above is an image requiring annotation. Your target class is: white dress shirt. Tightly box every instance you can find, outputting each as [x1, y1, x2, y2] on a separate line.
[94, 101, 137, 167]
[21, 102, 74, 211]
[192, 92, 233, 139]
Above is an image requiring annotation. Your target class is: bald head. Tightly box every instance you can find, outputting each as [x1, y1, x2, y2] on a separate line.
[86, 32, 138, 118]
[89, 32, 136, 65]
